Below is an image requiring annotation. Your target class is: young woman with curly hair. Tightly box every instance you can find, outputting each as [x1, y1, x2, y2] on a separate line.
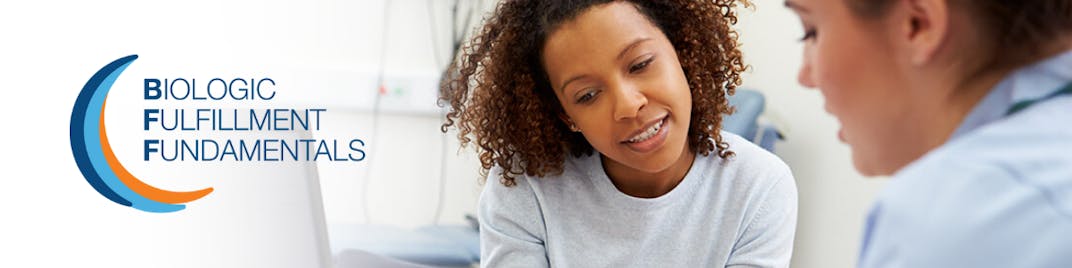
[441, 0, 797, 266]
[786, 0, 1072, 267]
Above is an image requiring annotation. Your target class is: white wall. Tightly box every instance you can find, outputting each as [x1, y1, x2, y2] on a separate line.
[308, 0, 492, 229]
[306, 0, 506, 229]
[735, 2, 887, 268]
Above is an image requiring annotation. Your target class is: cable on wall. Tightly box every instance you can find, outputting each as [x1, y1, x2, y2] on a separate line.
[361, 0, 393, 224]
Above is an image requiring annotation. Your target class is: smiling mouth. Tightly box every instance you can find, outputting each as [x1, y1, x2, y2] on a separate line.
[623, 116, 668, 144]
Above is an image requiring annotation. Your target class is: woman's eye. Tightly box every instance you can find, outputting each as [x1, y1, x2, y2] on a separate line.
[576, 90, 599, 104]
[800, 28, 817, 42]
[629, 57, 654, 73]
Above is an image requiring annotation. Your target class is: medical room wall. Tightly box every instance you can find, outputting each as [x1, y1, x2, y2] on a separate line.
[302, 0, 496, 229]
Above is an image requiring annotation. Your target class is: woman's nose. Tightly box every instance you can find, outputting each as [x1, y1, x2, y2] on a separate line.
[798, 47, 818, 89]
[613, 83, 647, 121]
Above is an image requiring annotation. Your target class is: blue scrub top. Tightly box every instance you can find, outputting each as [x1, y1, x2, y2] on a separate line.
[858, 49, 1072, 268]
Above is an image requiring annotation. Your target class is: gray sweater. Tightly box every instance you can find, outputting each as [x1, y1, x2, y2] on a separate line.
[478, 132, 798, 267]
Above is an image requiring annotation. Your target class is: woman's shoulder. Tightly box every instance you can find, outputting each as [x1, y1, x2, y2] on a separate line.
[711, 131, 794, 183]
[694, 132, 798, 239]
[479, 166, 543, 216]
[480, 155, 595, 196]
[685, 131, 798, 208]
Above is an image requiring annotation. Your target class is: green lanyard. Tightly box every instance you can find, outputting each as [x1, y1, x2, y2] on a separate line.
[1005, 81, 1072, 116]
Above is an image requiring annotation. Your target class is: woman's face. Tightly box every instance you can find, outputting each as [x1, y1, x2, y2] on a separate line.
[542, 2, 693, 175]
[788, 0, 925, 175]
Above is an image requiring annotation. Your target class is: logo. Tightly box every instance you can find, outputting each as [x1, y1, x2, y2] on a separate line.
[70, 55, 213, 213]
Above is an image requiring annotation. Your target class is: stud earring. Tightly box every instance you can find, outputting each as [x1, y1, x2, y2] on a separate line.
[569, 124, 580, 132]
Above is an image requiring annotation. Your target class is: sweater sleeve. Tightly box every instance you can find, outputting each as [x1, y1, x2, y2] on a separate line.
[478, 167, 550, 267]
[726, 164, 799, 268]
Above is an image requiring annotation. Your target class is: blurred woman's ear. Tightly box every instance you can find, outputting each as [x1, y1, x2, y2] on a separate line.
[901, 0, 950, 66]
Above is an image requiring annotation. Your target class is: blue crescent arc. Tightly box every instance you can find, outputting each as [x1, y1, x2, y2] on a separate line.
[70, 54, 213, 213]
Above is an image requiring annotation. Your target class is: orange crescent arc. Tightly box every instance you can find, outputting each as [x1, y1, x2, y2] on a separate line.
[99, 100, 213, 204]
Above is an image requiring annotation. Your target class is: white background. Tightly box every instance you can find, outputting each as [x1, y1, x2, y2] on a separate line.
[0, 0, 883, 267]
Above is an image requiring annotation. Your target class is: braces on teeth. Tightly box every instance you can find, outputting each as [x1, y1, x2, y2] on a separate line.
[627, 120, 663, 143]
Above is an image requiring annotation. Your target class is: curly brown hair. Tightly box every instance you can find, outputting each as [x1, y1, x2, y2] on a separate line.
[440, 0, 750, 186]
